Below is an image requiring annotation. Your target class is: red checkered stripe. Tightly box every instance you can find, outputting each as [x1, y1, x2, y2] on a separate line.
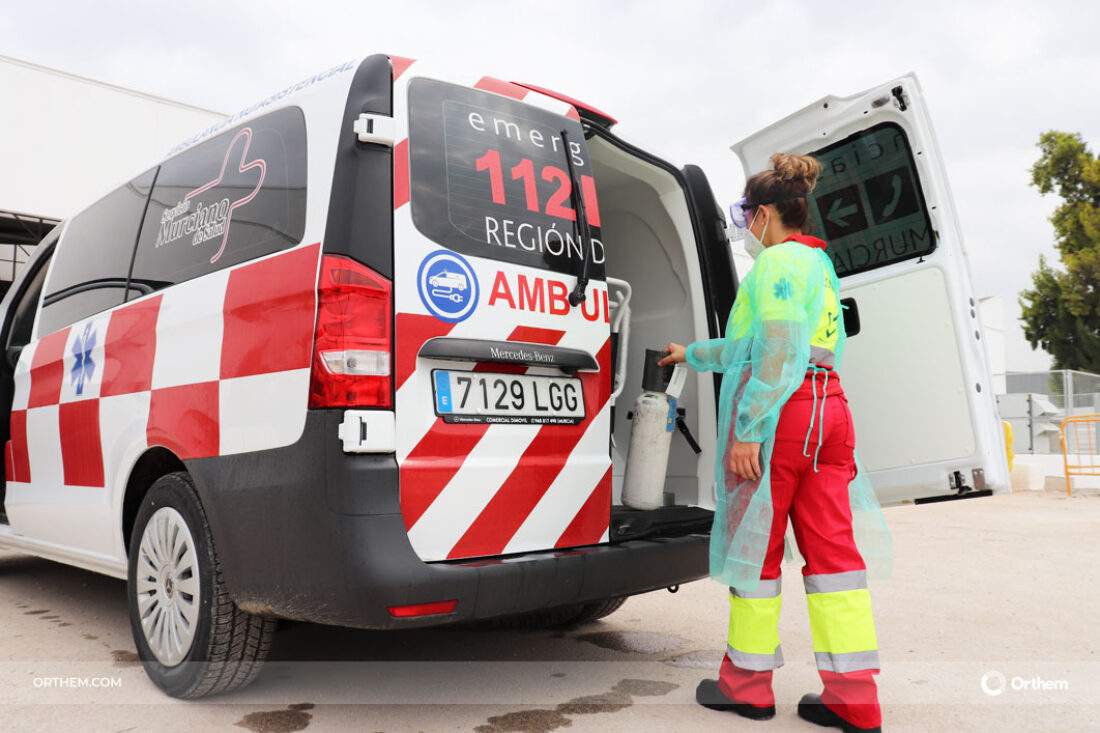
[5, 243, 322, 490]
[390, 59, 611, 562]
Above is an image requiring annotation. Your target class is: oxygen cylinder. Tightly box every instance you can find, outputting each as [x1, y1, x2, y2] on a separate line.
[622, 349, 685, 510]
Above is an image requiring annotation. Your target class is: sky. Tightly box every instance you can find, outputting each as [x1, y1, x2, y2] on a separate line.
[3, 0, 1098, 371]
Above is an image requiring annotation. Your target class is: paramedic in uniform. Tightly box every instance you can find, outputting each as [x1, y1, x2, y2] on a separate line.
[660, 153, 890, 732]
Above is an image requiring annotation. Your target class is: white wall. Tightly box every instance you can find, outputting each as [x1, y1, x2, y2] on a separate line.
[0, 54, 225, 221]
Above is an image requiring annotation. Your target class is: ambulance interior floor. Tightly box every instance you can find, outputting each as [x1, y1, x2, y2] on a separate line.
[0, 490, 1096, 732]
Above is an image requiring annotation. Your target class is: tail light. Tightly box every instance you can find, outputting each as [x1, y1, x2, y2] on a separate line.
[309, 254, 392, 408]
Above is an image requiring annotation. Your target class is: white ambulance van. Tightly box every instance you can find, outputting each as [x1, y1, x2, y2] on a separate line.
[0, 55, 1005, 697]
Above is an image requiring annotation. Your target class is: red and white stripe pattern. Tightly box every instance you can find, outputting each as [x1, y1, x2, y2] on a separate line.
[5, 243, 321, 546]
[390, 59, 612, 562]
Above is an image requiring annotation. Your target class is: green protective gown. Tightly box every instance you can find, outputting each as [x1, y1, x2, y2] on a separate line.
[686, 241, 892, 591]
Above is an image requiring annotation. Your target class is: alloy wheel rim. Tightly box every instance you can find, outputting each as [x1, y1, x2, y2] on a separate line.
[135, 507, 201, 667]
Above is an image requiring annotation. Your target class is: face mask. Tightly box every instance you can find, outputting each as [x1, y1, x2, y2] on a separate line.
[744, 209, 768, 259]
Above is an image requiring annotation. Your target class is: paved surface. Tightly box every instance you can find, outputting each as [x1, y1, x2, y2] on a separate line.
[1, 490, 1098, 732]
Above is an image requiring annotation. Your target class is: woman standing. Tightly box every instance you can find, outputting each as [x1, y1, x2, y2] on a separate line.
[660, 153, 890, 732]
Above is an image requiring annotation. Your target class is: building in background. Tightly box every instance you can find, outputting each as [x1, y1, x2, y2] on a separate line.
[0, 54, 225, 297]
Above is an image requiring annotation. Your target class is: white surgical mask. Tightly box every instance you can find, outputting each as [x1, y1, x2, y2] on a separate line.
[744, 210, 768, 259]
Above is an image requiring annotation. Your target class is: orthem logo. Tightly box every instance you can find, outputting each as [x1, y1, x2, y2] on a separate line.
[70, 322, 96, 396]
[980, 670, 1069, 696]
[154, 127, 267, 265]
[417, 250, 479, 323]
[980, 670, 1006, 696]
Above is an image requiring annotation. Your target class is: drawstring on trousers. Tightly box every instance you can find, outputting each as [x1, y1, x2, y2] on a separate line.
[801, 365, 830, 472]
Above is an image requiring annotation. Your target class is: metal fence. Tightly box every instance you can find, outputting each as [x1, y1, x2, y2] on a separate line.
[1004, 370, 1100, 413]
[1000, 370, 1100, 455]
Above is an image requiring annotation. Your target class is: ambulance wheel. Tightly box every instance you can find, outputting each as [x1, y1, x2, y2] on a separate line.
[570, 595, 628, 625]
[127, 471, 277, 698]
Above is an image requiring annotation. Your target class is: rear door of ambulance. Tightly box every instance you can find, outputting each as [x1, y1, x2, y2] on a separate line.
[733, 74, 1008, 505]
[391, 69, 612, 561]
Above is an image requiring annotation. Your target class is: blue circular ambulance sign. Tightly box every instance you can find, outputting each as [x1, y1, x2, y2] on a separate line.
[417, 250, 479, 322]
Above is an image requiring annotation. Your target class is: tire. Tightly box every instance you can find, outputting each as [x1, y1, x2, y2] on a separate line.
[478, 596, 628, 629]
[569, 595, 628, 625]
[127, 472, 276, 698]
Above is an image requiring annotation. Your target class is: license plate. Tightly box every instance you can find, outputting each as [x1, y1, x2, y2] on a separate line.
[432, 370, 585, 425]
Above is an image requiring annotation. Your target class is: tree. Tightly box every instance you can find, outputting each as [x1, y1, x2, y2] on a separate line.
[1019, 131, 1100, 371]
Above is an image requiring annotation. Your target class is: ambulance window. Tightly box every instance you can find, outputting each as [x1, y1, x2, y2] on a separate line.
[407, 78, 604, 279]
[131, 106, 307, 291]
[38, 169, 156, 335]
[807, 123, 935, 277]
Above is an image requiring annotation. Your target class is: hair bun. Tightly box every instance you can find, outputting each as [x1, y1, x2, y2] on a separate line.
[770, 152, 822, 191]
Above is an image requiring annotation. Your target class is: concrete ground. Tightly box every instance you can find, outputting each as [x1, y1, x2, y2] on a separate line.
[1, 490, 1097, 732]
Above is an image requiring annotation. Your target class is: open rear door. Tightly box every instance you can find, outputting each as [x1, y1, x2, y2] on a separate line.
[733, 74, 1008, 505]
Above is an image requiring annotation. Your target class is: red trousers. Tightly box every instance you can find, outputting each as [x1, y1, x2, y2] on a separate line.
[719, 370, 882, 729]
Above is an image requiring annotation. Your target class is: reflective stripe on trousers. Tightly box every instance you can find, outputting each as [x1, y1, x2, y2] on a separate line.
[721, 370, 881, 729]
[726, 579, 783, 671]
[805, 570, 880, 673]
[726, 572, 878, 674]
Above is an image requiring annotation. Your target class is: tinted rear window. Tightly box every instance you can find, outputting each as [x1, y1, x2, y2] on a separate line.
[408, 78, 604, 279]
[131, 106, 307, 290]
[808, 122, 935, 277]
[39, 169, 156, 335]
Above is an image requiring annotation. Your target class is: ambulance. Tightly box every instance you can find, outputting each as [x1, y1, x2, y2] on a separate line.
[0, 54, 1007, 697]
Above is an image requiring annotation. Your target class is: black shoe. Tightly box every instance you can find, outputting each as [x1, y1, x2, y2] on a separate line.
[797, 693, 881, 732]
[695, 679, 775, 720]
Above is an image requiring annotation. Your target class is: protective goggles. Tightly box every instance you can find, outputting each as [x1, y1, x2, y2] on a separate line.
[729, 196, 755, 231]
[728, 193, 807, 232]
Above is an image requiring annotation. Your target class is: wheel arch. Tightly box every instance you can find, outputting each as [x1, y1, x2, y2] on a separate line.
[121, 446, 187, 554]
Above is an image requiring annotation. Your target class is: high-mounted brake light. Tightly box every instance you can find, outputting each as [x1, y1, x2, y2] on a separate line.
[309, 254, 393, 408]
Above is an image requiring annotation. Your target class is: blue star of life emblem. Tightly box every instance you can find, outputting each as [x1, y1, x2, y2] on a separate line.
[773, 277, 793, 301]
[70, 322, 97, 396]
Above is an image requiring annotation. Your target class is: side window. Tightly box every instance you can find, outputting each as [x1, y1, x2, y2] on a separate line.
[808, 122, 935, 277]
[38, 169, 156, 335]
[132, 106, 307, 290]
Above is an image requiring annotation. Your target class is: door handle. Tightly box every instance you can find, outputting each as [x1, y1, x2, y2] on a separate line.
[841, 297, 861, 337]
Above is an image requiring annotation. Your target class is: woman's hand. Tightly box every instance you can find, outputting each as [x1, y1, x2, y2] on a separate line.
[727, 441, 763, 481]
[657, 342, 686, 367]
